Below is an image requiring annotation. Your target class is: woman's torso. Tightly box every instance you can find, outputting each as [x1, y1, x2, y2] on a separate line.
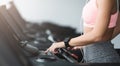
[83, 0, 118, 40]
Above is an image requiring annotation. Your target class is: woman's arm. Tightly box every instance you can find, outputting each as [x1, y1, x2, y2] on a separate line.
[69, 0, 115, 46]
[112, 13, 120, 39]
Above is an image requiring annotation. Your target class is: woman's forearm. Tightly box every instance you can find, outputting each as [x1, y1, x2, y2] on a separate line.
[68, 31, 103, 47]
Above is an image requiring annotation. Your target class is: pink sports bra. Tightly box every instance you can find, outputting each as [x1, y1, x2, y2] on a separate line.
[82, 0, 119, 28]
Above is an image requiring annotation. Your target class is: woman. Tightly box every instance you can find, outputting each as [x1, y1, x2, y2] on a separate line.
[45, 0, 120, 63]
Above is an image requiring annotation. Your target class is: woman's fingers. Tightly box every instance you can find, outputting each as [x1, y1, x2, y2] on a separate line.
[44, 48, 50, 54]
[45, 44, 58, 54]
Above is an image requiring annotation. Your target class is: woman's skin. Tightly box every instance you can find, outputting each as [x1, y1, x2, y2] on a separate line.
[45, 0, 119, 53]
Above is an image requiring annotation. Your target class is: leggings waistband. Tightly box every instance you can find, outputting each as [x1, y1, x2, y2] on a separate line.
[83, 41, 120, 63]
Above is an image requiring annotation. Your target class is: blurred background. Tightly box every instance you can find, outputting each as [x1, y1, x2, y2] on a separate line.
[0, 0, 120, 48]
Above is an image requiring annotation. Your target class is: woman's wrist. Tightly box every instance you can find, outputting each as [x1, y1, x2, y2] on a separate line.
[64, 37, 72, 48]
[55, 37, 72, 48]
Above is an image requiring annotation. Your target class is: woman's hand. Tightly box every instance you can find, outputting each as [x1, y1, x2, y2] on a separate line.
[45, 42, 65, 54]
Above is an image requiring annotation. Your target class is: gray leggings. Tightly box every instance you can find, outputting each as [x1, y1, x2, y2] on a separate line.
[83, 41, 120, 63]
